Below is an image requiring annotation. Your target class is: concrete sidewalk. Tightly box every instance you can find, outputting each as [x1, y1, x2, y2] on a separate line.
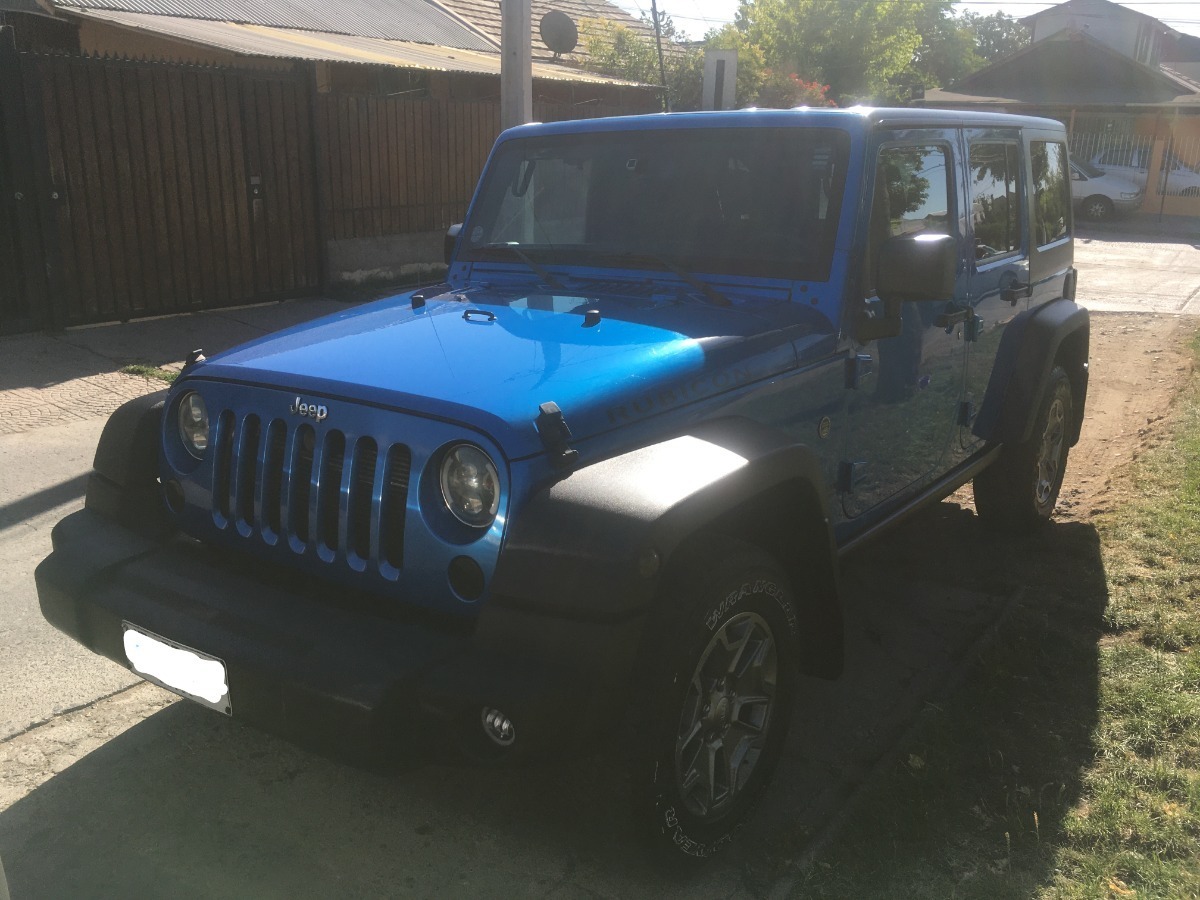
[0, 298, 353, 435]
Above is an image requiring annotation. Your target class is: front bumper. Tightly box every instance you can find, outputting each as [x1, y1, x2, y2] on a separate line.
[36, 509, 645, 767]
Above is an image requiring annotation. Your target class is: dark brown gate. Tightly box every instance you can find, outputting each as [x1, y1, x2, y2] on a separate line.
[26, 52, 320, 328]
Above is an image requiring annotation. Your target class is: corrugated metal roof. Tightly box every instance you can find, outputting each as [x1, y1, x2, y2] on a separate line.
[51, 0, 497, 50]
[438, 0, 655, 62]
[63, 6, 644, 84]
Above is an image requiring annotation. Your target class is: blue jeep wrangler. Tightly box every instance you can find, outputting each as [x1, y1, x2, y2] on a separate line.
[37, 108, 1088, 859]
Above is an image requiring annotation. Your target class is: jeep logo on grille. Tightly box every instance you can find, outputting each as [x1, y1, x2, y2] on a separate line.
[290, 397, 328, 422]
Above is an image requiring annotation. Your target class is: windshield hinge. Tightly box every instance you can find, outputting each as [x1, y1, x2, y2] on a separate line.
[535, 402, 579, 469]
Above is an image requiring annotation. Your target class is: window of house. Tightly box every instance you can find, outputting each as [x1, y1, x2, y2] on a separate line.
[968, 143, 1020, 262]
[1032, 141, 1071, 246]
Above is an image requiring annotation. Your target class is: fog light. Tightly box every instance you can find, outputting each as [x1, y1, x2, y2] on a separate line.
[482, 707, 515, 746]
[448, 556, 485, 601]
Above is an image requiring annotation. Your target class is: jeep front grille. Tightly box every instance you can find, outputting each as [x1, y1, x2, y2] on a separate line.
[210, 412, 411, 571]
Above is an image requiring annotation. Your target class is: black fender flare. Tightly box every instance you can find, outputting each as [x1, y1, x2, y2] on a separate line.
[488, 417, 844, 679]
[85, 389, 172, 537]
[974, 299, 1090, 448]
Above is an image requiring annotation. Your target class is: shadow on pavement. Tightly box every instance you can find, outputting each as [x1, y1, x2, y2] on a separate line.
[0, 501, 1105, 898]
[0, 474, 87, 533]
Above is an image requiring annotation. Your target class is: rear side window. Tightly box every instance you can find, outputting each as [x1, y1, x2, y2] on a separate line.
[1032, 141, 1070, 246]
[968, 143, 1020, 262]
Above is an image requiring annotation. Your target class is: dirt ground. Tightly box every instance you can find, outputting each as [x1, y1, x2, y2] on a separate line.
[951, 310, 1197, 522]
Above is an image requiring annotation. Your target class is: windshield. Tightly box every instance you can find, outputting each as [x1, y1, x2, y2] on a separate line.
[460, 126, 851, 283]
[1073, 158, 1105, 179]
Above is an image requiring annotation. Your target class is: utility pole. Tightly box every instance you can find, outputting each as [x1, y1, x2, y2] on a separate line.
[501, 0, 532, 130]
[650, 0, 669, 111]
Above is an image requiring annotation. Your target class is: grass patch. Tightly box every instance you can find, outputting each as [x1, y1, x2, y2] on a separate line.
[792, 330, 1200, 898]
[120, 364, 178, 384]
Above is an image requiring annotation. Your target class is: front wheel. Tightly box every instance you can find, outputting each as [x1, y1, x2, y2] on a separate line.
[1080, 195, 1115, 221]
[628, 541, 799, 861]
[974, 365, 1073, 532]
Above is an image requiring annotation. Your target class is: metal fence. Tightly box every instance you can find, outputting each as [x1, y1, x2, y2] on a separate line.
[1071, 131, 1200, 201]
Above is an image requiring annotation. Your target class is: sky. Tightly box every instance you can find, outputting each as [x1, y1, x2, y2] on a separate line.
[607, 1, 1200, 40]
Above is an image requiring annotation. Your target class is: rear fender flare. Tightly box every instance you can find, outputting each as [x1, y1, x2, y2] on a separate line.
[974, 299, 1089, 447]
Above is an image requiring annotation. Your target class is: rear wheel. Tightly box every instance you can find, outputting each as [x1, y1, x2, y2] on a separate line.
[1080, 195, 1114, 221]
[628, 541, 799, 861]
[974, 366, 1073, 532]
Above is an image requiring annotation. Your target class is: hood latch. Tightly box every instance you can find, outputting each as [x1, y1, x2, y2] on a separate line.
[535, 402, 579, 469]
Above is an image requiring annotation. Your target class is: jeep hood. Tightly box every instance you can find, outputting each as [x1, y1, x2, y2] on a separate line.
[193, 287, 826, 459]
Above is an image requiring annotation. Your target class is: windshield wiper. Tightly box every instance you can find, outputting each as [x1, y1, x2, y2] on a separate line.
[619, 253, 731, 308]
[478, 242, 566, 292]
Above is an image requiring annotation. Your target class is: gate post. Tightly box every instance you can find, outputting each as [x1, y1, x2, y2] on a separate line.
[0, 26, 52, 331]
[307, 62, 330, 295]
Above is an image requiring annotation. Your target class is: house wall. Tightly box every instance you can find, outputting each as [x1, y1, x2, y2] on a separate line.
[1030, 0, 1165, 65]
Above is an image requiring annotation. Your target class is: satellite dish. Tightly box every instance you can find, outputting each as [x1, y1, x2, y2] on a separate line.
[540, 10, 578, 56]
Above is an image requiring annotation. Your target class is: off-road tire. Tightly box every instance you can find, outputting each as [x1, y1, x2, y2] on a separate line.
[628, 539, 799, 862]
[974, 365, 1073, 532]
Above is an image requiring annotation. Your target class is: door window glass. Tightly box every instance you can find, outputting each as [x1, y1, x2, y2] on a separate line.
[968, 143, 1020, 261]
[865, 145, 951, 295]
[1032, 141, 1070, 246]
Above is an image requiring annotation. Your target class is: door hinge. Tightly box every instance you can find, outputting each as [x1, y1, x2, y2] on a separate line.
[958, 400, 977, 427]
[963, 314, 984, 343]
[837, 460, 866, 494]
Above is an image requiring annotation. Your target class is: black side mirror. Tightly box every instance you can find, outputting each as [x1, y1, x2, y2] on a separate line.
[854, 232, 958, 342]
[444, 223, 463, 265]
[877, 233, 957, 304]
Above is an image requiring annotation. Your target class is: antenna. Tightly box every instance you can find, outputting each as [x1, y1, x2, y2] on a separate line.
[539, 10, 578, 57]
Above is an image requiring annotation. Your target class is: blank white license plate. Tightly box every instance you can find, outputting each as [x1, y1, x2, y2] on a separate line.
[122, 623, 231, 715]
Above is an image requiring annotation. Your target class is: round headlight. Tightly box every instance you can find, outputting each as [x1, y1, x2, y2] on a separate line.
[440, 444, 499, 528]
[177, 391, 210, 459]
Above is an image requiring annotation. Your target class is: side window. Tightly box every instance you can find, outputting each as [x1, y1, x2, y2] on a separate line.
[1031, 141, 1070, 246]
[968, 143, 1020, 262]
[866, 144, 952, 294]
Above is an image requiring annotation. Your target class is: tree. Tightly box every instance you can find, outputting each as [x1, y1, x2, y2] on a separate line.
[912, 3, 982, 91]
[736, 0, 930, 105]
[579, 17, 704, 110]
[755, 71, 834, 108]
[961, 11, 1030, 64]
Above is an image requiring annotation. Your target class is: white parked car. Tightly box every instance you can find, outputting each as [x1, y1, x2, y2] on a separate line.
[1071, 159, 1143, 221]
[1089, 146, 1200, 197]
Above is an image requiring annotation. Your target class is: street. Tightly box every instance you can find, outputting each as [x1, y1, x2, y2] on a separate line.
[1, 230, 1198, 898]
